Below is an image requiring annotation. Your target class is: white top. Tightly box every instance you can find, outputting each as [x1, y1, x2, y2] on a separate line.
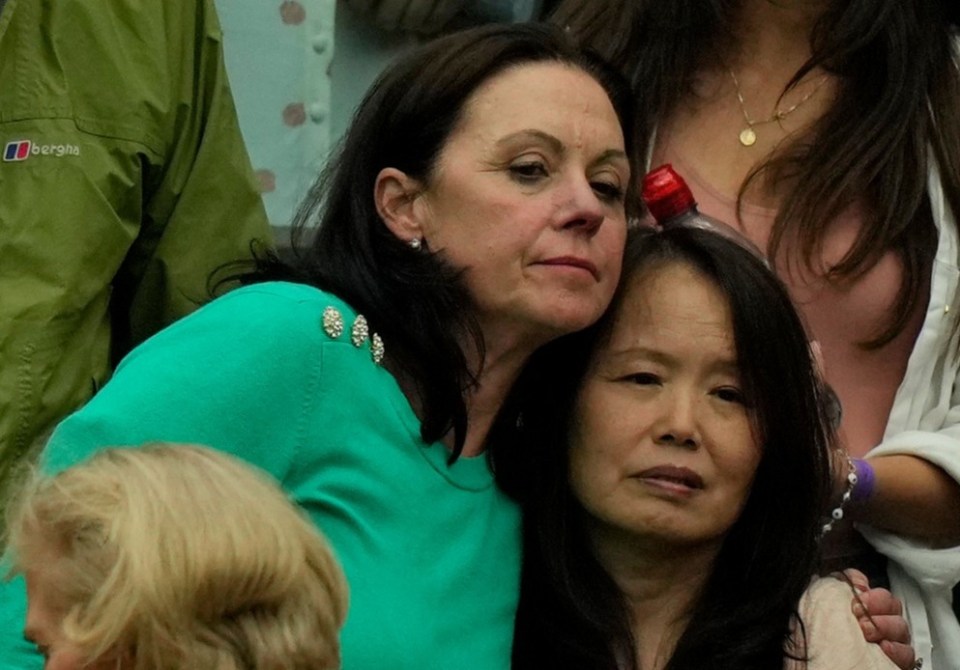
[857, 149, 960, 670]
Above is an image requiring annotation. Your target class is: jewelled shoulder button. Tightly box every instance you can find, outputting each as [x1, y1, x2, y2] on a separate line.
[371, 333, 385, 365]
[351, 314, 369, 347]
[321, 306, 344, 339]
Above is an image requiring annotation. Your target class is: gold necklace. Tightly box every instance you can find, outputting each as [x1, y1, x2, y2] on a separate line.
[728, 68, 828, 147]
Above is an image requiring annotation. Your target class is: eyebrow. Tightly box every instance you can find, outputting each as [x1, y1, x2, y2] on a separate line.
[590, 148, 629, 169]
[495, 130, 628, 166]
[606, 346, 739, 375]
[606, 346, 672, 365]
[496, 129, 564, 154]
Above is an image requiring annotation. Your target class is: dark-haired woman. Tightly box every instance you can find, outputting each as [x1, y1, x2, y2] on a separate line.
[504, 226, 899, 669]
[551, 0, 960, 665]
[0, 23, 634, 670]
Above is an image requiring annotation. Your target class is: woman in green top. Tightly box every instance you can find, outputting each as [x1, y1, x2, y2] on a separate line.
[0, 23, 635, 670]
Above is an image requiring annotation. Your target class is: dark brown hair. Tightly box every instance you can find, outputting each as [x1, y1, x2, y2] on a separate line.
[496, 226, 833, 669]
[551, 0, 960, 347]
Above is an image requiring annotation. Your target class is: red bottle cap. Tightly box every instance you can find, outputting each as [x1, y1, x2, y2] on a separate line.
[641, 164, 696, 222]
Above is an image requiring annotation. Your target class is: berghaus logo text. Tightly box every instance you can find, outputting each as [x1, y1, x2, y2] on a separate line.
[3, 140, 81, 161]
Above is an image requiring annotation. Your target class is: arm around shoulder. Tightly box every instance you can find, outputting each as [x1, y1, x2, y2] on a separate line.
[793, 577, 900, 670]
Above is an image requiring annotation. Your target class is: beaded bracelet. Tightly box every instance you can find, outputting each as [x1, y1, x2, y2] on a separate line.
[821, 454, 858, 536]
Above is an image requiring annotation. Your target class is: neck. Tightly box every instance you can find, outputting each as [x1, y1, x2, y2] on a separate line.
[729, 0, 827, 71]
[591, 528, 719, 670]
[456, 324, 544, 457]
[391, 321, 545, 458]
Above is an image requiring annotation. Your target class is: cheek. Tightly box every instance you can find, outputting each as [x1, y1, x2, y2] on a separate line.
[427, 175, 518, 232]
[568, 452, 604, 512]
[592, 222, 627, 302]
[432, 204, 532, 274]
[601, 216, 628, 262]
[567, 383, 641, 505]
[718, 435, 762, 502]
[47, 649, 85, 670]
[52, 648, 119, 670]
[568, 424, 601, 503]
[600, 258, 623, 305]
[568, 434, 624, 508]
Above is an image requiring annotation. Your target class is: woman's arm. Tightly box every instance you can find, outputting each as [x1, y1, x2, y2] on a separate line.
[853, 455, 960, 546]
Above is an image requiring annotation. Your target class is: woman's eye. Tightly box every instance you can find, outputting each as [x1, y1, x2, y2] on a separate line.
[591, 180, 624, 203]
[714, 386, 746, 404]
[508, 161, 548, 182]
[623, 372, 660, 386]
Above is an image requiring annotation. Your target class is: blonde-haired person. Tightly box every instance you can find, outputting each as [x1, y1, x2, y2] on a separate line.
[4, 444, 348, 670]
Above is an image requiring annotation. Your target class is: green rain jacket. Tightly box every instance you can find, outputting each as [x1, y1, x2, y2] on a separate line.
[0, 0, 271, 503]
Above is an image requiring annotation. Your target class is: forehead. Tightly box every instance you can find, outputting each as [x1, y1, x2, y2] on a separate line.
[609, 262, 735, 351]
[453, 61, 624, 147]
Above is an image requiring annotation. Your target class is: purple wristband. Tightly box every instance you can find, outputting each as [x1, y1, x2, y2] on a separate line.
[851, 458, 876, 502]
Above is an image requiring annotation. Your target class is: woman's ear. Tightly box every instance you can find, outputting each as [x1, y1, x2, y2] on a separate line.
[375, 168, 426, 245]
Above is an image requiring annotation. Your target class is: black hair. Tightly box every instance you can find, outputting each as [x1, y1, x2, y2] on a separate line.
[495, 226, 833, 669]
[550, 0, 960, 348]
[222, 23, 637, 459]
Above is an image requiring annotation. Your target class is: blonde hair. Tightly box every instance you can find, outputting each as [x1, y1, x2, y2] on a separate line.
[5, 444, 348, 669]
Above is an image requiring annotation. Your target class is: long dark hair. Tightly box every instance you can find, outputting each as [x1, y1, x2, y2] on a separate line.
[550, 0, 960, 347]
[495, 226, 833, 669]
[225, 23, 637, 459]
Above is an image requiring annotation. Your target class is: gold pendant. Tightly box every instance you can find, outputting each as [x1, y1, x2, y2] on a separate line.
[739, 127, 757, 146]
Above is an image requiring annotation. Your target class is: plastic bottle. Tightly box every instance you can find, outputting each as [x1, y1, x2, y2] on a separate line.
[640, 163, 766, 261]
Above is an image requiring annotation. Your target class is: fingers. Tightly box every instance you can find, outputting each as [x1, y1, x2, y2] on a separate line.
[879, 640, 917, 670]
[847, 579, 915, 670]
[842, 567, 869, 593]
[858, 612, 910, 643]
[857, 588, 905, 620]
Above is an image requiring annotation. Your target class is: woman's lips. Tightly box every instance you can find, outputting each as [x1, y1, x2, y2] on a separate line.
[538, 256, 599, 280]
[634, 465, 705, 494]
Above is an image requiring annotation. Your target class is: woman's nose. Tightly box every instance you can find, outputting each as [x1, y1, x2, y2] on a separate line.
[652, 392, 700, 449]
[559, 176, 605, 235]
